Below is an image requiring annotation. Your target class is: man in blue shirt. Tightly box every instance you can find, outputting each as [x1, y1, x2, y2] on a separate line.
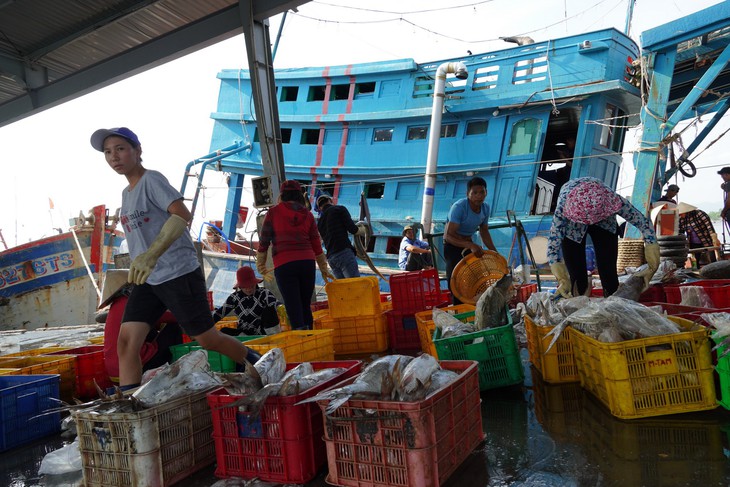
[398, 225, 433, 271]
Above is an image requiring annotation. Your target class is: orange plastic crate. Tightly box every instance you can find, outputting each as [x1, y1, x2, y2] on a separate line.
[313, 312, 388, 356]
[320, 360, 484, 487]
[414, 304, 475, 357]
[0, 355, 76, 403]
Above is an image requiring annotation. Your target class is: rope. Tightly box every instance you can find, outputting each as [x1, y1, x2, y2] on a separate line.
[70, 227, 102, 300]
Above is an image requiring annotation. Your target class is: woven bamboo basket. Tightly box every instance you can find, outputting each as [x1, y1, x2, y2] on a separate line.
[616, 239, 646, 274]
[450, 251, 509, 304]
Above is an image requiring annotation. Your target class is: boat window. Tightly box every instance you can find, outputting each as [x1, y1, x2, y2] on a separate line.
[256, 127, 292, 144]
[356, 82, 375, 96]
[308, 85, 327, 101]
[348, 128, 367, 144]
[280, 86, 298, 102]
[374, 128, 394, 142]
[473, 65, 499, 91]
[301, 128, 321, 145]
[324, 129, 342, 144]
[413, 76, 434, 98]
[507, 118, 542, 155]
[599, 104, 626, 150]
[364, 182, 385, 199]
[407, 126, 428, 141]
[281, 128, 292, 144]
[440, 124, 458, 138]
[331, 84, 350, 101]
[465, 120, 488, 136]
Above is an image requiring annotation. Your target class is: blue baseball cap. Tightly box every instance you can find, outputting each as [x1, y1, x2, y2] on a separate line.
[90, 127, 141, 151]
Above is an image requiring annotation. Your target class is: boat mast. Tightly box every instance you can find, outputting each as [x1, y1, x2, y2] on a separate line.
[624, 0, 636, 35]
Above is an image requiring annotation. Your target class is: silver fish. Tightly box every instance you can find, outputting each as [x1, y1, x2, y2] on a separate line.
[298, 355, 412, 414]
[215, 368, 265, 396]
[424, 369, 460, 396]
[254, 347, 286, 386]
[133, 349, 222, 407]
[474, 273, 513, 329]
[396, 353, 441, 401]
[612, 274, 645, 301]
[278, 367, 347, 396]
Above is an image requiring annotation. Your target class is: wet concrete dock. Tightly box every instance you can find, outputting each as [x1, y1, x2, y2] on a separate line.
[3, 346, 730, 487]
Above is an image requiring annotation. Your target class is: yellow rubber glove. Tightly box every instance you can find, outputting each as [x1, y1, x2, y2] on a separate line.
[315, 253, 335, 282]
[549, 262, 573, 298]
[634, 242, 660, 289]
[128, 214, 188, 285]
[256, 251, 272, 281]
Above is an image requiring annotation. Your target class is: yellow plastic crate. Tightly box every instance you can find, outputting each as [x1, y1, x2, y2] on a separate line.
[525, 315, 579, 384]
[414, 304, 475, 357]
[325, 277, 381, 319]
[571, 316, 717, 419]
[214, 318, 238, 331]
[245, 330, 334, 362]
[0, 355, 76, 402]
[0, 368, 21, 375]
[88, 336, 105, 344]
[313, 312, 389, 356]
[1, 346, 71, 358]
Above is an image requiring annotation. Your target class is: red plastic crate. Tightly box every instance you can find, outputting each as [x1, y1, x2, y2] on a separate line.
[207, 360, 362, 483]
[320, 360, 484, 487]
[510, 283, 537, 307]
[664, 280, 730, 308]
[46, 346, 112, 400]
[386, 309, 421, 353]
[389, 269, 449, 314]
[644, 302, 730, 327]
[590, 283, 665, 301]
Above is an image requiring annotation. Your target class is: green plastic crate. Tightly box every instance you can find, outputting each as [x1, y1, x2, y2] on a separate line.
[433, 310, 523, 390]
[712, 333, 730, 410]
[169, 336, 262, 372]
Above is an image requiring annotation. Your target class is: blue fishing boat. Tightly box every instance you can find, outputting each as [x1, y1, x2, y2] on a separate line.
[197, 28, 639, 268]
[187, 2, 730, 300]
[0, 205, 124, 330]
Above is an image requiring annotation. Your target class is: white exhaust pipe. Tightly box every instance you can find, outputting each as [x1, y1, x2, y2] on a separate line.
[420, 62, 468, 238]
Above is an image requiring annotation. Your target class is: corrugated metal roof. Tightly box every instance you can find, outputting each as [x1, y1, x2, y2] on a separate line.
[0, 0, 307, 128]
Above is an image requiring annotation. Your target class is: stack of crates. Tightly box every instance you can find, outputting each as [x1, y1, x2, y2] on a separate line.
[0, 354, 76, 402]
[207, 360, 362, 483]
[432, 310, 523, 391]
[414, 304, 475, 357]
[387, 269, 450, 352]
[313, 277, 389, 356]
[571, 316, 717, 419]
[319, 361, 483, 487]
[46, 345, 113, 400]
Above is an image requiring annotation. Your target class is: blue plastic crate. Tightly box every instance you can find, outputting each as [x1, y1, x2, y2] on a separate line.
[0, 375, 61, 451]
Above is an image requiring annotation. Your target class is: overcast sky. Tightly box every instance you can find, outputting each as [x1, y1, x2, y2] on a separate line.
[0, 0, 725, 247]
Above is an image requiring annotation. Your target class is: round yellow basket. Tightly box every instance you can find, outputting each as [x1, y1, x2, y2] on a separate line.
[450, 250, 509, 304]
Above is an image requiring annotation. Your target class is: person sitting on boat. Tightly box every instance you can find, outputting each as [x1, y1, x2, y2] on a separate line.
[91, 126, 261, 391]
[399, 225, 433, 271]
[657, 184, 680, 204]
[316, 193, 366, 279]
[99, 270, 183, 386]
[212, 266, 280, 336]
[443, 176, 498, 304]
[257, 180, 335, 330]
[548, 177, 659, 298]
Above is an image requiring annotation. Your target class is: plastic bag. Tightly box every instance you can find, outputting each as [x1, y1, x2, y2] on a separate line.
[38, 438, 82, 475]
[700, 312, 730, 338]
[679, 286, 714, 308]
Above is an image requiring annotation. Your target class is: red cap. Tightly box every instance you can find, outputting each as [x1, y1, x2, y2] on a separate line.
[280, 179, 302, 192]
[235, 266, 262, 288]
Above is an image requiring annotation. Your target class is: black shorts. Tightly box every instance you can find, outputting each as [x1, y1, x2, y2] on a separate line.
[122, 267, 214, 336]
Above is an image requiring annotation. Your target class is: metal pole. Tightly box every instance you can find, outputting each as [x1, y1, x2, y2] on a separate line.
[420, 62, 468, 238]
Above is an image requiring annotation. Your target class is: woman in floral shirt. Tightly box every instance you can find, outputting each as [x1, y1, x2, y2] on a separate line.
[548, 177, 658, 297]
